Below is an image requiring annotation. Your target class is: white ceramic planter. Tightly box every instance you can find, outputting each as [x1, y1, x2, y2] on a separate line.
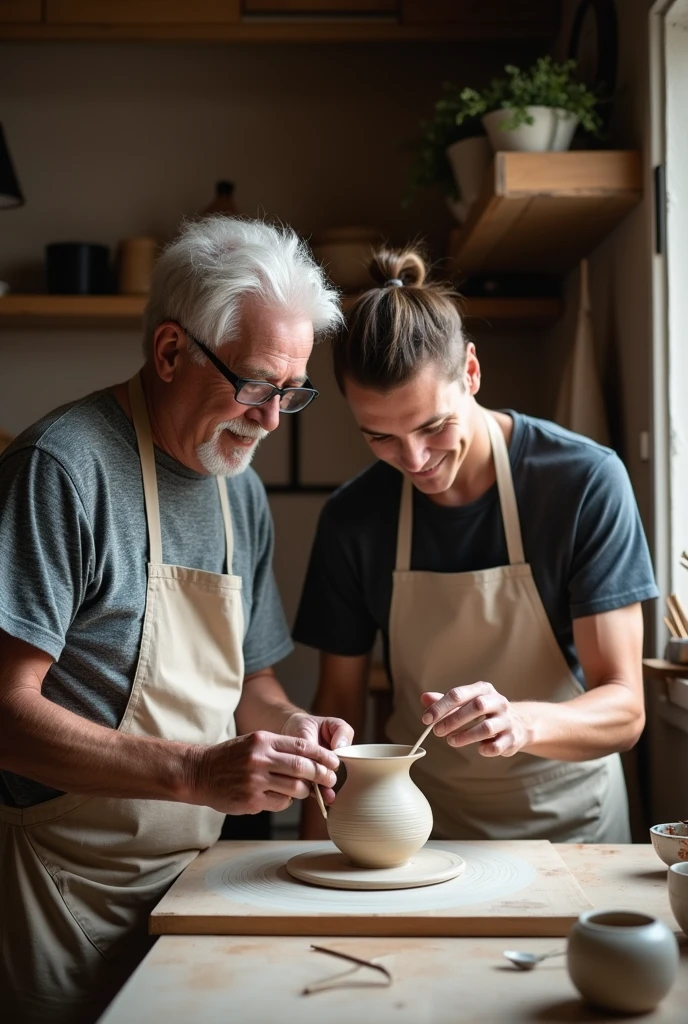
[482, 106, 579, 153]
[326, 743, 432, 869]
[567, 910, 679, 1013]
[445, 135, 492, 221]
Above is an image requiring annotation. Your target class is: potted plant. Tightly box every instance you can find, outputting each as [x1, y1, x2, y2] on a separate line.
[406, 83, 492, 222]
[457, 57, 604, 153]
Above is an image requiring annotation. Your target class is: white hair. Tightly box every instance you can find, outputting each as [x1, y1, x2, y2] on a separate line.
[143, 216, 343, 358]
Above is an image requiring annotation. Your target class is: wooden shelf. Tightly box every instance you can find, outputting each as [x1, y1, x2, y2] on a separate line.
[0, 294, 562, 331]
[643, 658, 688, 681]
[448, 150, 643, 276]
[0, 294, 147, 328]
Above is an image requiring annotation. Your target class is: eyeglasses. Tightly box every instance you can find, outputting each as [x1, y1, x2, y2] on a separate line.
[179, 324, 319, 414]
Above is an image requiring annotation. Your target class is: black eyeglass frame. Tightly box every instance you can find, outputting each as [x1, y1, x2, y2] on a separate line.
[178, 323, 319, 414]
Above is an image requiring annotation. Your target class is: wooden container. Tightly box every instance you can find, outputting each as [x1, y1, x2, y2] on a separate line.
[117, 237, 159, 295]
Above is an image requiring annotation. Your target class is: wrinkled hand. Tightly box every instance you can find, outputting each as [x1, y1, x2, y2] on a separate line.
[281, 712, 354, 805]
[193, 731, 340, 815]
[421, 682, 530, 758]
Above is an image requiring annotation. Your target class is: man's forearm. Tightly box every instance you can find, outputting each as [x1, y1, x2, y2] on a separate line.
[0, 687, 195, 801]
[234, 669, 302, 735]
[518, 682, 645, 761]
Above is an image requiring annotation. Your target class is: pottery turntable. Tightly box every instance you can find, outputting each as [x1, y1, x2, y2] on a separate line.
[151, 744, 594, 939]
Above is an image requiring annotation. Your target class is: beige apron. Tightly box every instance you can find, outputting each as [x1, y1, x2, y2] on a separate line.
[0, 374, 245, 1024]
[386, 410, 630, 844]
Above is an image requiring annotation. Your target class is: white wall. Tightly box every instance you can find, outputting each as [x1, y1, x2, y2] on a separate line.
[664, 1, 688, 613]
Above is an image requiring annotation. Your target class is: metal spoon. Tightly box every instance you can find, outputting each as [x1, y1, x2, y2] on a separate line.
[502, 948, 566, 970]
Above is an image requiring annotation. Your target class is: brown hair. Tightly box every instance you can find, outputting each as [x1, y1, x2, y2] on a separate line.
[332, 245, 466, 393]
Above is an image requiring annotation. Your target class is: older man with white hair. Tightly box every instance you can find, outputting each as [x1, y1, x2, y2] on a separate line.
[0, 217, 353, 1024]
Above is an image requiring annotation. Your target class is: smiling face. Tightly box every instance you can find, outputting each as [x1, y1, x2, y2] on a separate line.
[344, 345, 484, 502]
[146, 296, 314, 476]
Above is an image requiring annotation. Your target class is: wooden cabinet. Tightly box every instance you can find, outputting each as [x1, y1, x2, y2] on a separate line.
[2, 0, 560, 38]
[0, 0, 42, 22]
[244, 1, 398, 11]
[45, 1, 240, 24]
[403, 0, 559, 36]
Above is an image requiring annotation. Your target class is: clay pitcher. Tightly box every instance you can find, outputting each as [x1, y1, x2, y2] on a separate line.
[327, 743, 432, 868]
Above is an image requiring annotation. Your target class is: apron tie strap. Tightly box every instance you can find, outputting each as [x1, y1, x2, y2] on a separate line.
[216, 474, 235, 574]
[129, 373, 163, 565]
[127, 373, 234, 570]
[483, 412, 525, 565]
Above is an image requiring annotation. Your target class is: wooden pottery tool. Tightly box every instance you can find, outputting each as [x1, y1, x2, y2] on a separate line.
[312, 783, 328, 820]
[409, 721, 434, 757]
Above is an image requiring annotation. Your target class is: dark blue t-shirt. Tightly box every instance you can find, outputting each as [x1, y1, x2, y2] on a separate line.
[293, 412, 658, 684]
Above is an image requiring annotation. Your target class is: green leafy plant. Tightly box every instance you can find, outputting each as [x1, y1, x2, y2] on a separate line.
[405, 57, 605, 205]
[404, 82, 485, 204]
[457, 57, 604, 135]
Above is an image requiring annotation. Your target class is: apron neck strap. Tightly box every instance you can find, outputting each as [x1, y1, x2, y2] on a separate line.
[483, 411, 525, 565]
[394, 409, 525, 571]
[127, 374, 235, 570]
[396, 475, 414, 572]
[128, 373, 163, 564]
[216, 475, 235, 573]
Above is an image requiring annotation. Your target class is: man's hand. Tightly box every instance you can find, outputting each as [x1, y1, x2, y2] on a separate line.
[420, 683, 532, 758]
[191, 731, 340, 815]
[281, 712, 354, 805]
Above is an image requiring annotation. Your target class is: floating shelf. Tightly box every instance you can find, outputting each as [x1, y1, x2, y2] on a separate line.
[448, 150, 643, 276]
[0, 294, 562, 331]
[0, 295, 147, 329]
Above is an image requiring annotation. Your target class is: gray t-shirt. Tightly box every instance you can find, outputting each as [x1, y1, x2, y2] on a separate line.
[0, 389, 293, 807]
[293, 412, 658, 685]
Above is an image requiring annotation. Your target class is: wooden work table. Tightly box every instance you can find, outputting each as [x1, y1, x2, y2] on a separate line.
[100, 844, 688, 1023]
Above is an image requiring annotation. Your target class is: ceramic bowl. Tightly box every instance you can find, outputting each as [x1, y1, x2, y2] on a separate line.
[650, 822, 688, 866]
[665, 637, 688, 664]
[668, 862, 688, 935]
[567, 909, 679, 1013]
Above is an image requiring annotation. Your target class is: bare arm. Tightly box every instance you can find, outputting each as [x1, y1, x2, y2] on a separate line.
[421, 604, 646, 762]
[0, 630, 338, 814]
[0, 631, 191, 800]
[301, 651, 371, 839]
[519, 603, 646, 759]
[234, 666, 303, 736]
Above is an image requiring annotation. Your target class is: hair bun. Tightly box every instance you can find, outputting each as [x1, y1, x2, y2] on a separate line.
[368, 246, 427, 289]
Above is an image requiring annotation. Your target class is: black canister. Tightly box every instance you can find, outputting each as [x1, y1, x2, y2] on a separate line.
[45, 242, 110, 294]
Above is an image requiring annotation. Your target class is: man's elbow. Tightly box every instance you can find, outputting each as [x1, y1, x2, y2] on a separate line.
[617, 705, 646, 752]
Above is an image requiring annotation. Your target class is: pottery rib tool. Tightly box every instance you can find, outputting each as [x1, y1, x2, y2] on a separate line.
[312, 782, 328, 819]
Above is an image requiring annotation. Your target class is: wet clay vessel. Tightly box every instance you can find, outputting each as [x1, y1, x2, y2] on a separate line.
[327, 743, 432, 869]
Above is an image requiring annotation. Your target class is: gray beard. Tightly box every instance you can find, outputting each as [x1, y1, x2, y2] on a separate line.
[196, 421, 266, 477]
